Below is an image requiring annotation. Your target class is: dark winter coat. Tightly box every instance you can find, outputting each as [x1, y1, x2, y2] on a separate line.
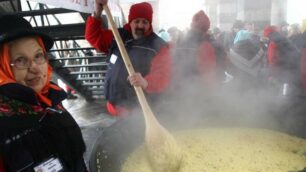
[85, 16, 172, 109]
[172, 31, 217, 88]
[105, 30, 166, 107]
[267, 32, 301, 85]
[227, 39, 266, 90]
[0, 83, 86, 172]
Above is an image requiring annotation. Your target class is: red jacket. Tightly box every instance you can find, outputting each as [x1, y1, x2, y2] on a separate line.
[85, 16, 113, 53]
[197, 40, 217, 86]
[85, 16, 172, 93]
[85, 17, 172, 116]
[172, 32, 217, 89]
[267, 41, 279, 77]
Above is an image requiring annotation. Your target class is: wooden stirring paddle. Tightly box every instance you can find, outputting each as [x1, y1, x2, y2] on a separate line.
[103, 4, 183, 172]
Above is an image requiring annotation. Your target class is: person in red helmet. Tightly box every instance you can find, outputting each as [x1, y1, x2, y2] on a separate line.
[263, 25, 279, 75]
[85, 0, 172, 116]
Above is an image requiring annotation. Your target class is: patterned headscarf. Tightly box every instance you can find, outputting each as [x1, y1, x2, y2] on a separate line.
[0, 37, 61, 106]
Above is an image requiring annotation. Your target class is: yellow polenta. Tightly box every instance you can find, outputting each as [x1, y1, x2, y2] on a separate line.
[122, 128, 306, 172]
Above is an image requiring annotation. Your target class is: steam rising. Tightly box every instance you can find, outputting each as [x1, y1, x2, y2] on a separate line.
[158, 77, 278, 129]
[151, 31, 306, 139]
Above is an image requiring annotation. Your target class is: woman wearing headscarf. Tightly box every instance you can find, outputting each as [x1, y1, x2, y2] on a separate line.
[0, 14, 87, 172]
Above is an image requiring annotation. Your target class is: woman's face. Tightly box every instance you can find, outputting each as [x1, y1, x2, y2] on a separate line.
[9, 37, 48, 92]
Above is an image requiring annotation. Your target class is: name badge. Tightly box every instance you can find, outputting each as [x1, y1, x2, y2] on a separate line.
[110, 54, 118, 64]
[33, 157, 63, 172]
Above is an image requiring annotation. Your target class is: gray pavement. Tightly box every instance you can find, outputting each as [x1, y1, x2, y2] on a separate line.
[62, 96, 117, 168]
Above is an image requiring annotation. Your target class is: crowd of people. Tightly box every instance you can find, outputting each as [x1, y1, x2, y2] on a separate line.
[170, 13, 306, 96]
[84, 0, 306, 117]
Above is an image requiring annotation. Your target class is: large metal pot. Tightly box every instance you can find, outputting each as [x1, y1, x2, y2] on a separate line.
[89, 113, 145, 172]
[89, 95, 306, 172]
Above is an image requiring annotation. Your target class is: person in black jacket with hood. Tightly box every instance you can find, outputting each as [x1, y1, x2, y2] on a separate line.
[0, 14, 87, 172]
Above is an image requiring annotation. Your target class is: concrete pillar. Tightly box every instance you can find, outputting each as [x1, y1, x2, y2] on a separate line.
[271, 0, 287, 25]
[236, 0, 245, 20]
[203, 0, 287, 31]
[244, 0, 271, 30]
[204, 0, 218, 29]
[216, 0, 238, 31]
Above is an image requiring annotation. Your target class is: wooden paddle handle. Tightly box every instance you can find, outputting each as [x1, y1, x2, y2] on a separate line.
[103, 5, 135, 75]
[103, 5, 158, 123]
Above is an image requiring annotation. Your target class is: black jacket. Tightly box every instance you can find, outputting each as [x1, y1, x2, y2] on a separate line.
[0, 83, 86, 172]
[105, 28, 166, 107]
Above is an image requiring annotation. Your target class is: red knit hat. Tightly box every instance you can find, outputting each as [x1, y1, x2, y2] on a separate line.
[263, 26, 278, 37]
[191, 10, 210, 32]
[128, 2, 153, 24]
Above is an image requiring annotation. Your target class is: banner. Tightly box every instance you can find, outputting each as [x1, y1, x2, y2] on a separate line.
[29, 0, 123, 15]
[29, 0, 95, 13]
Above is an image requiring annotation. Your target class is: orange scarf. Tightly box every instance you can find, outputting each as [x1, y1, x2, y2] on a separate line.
[0, 37, 61, 106]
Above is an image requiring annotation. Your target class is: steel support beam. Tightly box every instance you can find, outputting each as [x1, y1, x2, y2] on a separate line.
[33, 23, 85, 40]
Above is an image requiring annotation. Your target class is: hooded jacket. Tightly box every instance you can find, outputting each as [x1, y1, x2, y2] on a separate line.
[171, 10, 217, 89]
[0, 83, 86, 172]
[264, 28, 301, 85]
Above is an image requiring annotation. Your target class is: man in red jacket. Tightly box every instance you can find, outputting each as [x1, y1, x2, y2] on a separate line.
[263, 25, 301, 95]
[263, 26, 279, 78]
[171, 10, 218, 90]
[85, 0, 172, 116]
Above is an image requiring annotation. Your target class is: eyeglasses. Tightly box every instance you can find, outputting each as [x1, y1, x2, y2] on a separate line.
[10, 52, 48, 70]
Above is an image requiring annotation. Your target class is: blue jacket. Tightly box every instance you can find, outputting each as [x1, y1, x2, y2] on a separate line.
[105, 28, 166, 107]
